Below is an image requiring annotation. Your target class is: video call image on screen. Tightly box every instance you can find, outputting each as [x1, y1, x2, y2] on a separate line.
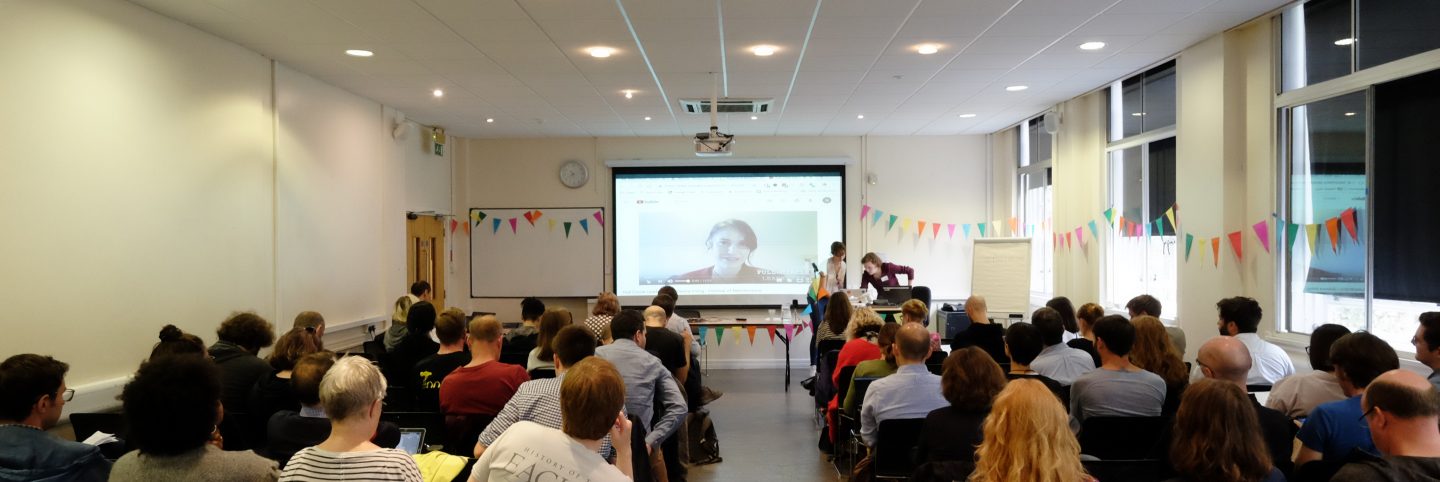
[614, 169, 843, 303]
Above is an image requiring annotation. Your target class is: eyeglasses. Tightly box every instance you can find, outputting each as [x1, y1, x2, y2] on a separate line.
[1305, 346, 1311, 355]
[61, 389, 74, 402]
[1359, 405, 1378, 422]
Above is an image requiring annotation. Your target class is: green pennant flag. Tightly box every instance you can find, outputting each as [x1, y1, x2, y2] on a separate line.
[1103, 208, 1114, 225]
[978, 223, 987, 237]
[1286, 221, 1300, 252]
[1154, 218, 1164, 236]
[563, 222, 573, 238]
[714, 326, 725, 345]
[1185, 233, 1195, 261]
[886, 214, 898, 232]
[1088, 220, 1099, 240]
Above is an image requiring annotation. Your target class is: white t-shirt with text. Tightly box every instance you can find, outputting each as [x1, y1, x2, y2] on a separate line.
[470, 421, 627, 482]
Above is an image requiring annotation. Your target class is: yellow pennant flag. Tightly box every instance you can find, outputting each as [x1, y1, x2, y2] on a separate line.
[732, 326, 745, 345]
[1164, 207, 1176, 231]
[901, 218, 911, 235]
[548, 218, 556, 231]
[1305, 224, 1319, 256]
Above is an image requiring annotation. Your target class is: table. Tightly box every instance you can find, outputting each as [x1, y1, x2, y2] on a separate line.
[865, 304, 903, 322]
[690, 318, 800, 391]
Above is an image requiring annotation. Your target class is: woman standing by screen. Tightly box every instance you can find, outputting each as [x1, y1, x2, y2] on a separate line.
[858, 252, 914, 292]
[823, 241, 846, 295]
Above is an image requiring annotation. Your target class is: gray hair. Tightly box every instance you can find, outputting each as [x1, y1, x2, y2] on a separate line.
[319, 356, 386, 421]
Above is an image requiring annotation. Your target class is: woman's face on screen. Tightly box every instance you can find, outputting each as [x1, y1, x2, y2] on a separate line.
[709, 227, 752, 275]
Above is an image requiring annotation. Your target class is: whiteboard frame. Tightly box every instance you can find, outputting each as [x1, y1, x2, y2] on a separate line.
[969, 237, 1034, 316]
[468, 206, 606, 298]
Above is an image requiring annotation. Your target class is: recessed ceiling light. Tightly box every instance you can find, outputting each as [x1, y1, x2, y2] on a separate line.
[1078, 41, 1106, 51]
[1131, 112, 1145, 117]
[1344, 112, 1356, 116]
[1334, 38, 1356, 46]
[1005, 85, 1029, 92]
[644, 116, 652, 121]
[857, 114, 865, 119]
[344, 49, 374, 57]
[586, 46, 616, 58]
[486, 118, 494, 123]
[750, 115, 758, 120]
[432, 89, 444, 97]
[915, 43, 940, 55]
[750, 45, 778, 56]
[623, 90, 635, 99]
[958, 113, 976, 118]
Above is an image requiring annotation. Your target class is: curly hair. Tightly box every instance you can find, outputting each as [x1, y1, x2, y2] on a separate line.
[121, 355, 222, 456]
[970, 379, 1088, 482]
[592, 292, 621, 317]
[267, 327, 323, 371]
[942, 347, 1006, 410]
[150, 325, 206, 360]
[216, 312, 275, 353]
[1130, 316, 1189, 391]
[1169, 379, 1272, 482]
[845, 306, 884, 341]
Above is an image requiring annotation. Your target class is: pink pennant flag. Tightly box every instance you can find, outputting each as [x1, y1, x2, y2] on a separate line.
[931, 222, 940, 238]
[1075, 227, 1085, 246]
[860, 205, 871, 221]
[1253, 220, 1271, 254]
[593, 210, 604, 227]
[508, 218, 518, 233]
[947, 223, 956, 239]
[784, 324, 794, 340]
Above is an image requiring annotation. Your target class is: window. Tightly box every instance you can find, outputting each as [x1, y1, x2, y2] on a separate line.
[1105, 61, 1177, 313]
[1018, 119, 1053, 296]
[1281, 0, 1440, 92]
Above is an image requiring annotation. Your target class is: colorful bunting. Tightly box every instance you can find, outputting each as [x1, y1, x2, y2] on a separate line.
[548, 218, 556, 231]
[1065, 232, 1073, 249]
[963, 224, 972, 238]
[732, 326, 744, 345]
[508, 218, 518, 233]
[767, 326, 777, 345]
[917, 221, 927, 237]
[1305, 224, 1319, 256]
[592, 210, 604, 227]
[1075, 227, 1085, 247]
[1253, 220, 1270, 254]
[860, 205, 871, 221]
[563, 222, 572, 237]
[532, 210, 544, 223]
[1211, 237, 1221, 267]
[1165, 207, 1177, 232]
[523, 211, 536, 226]
[1104, 208, 1114, 225]
[461, 221, 471, 236]
[1185, 233, 1195, 261]
[932, 222, 941, 238]
[1341, 209, 1358, 242]
[901, 218, 911, 235]
[1009, 218, 1019, 236]
[872, 209, 883, 226]
[470, 211, 482, 226]
[698, 326, 708, 346]
[784, 324, 794, 340]
[1325, 218, 1341, 253]
[1228, 231, 1244, 260]
[978, 223, 987, 237]
[492, 218, 502, 234]
[947, 223, 956, 239]
[714, 327, 725, 345]
[579, 219, 589, 234]
[746, 326, 757, 344]
[1286, 222, 1300, 252]
[1088, 220, 1099, 241]
[449, 219, 459, 233]
[887, 215, 898, 232]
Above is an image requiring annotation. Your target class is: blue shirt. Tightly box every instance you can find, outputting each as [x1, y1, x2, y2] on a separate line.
[859, 364, 948, 446]
[1298, 395, 1377, 460]
[595, 339, 686, 447]
[0, 425, 111, 482]
[1030, 344, 1096, 386]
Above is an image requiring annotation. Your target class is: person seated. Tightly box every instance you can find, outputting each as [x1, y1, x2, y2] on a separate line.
[1217, 296, 1294, 385]
[1411, 312, 1440, 392]
[652, 289, 705, 407]
[1068, 303, 1103, 366]
[111, 355, 279, 481]
[949, 296, 1008, 364]
[1267, 323, 1351, 418]
[1194, 336, 1297, 477]
[384, 301, 438, 387]
[249, 327, 323, 440]
[1069, 315, 1166, 429]
[209, 313, 276, 430]
[412, 308, 470, 411]
[1296, 332, 1399, 471]
[584, 292, 620, 342]
[1130, 316, 1190, 416]
[469, 358, 633, 482]
[474, 326, 608, 457]
[386, 281, 431, 352]
[290, 311, 326, 344]
[439, 315, 529, 417]
[858, 252, 914, 291]
[595, 310, 686, 469]
[0, 354, 110, 481]
[969, 379, 1093, 482]
[1127, 294, 1186, 355]
[501, 297, 544, 364]
[642, 306, 688, 384]
[859, 323, 948, 447]
[1001, 322, 1066, 401]
[1029, 307, 1096, 386]
[150, 324, 208, 360]
[916, 347, 1006, 465]
[900, 299, 944, 362]
[1046, 296, 1080, 344]
[262, 353, 400, 467]
[842, 323, 901, 416]
[527, 308, 572, 371]
[813, 294, 850, 346]
[279, 357, 422, 481]
[1167, 379, 1285, 482]
[828, 307, 885, 444]
[1332, 369, 1440, 481]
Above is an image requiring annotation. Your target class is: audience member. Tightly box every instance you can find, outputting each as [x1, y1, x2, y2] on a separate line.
[584, 292, 620, 342]
[1296, 332, 1399, 468]
[387, 281, 431, 351]
[842, 323, 901, 415]
[900, 299, 943, 361]
[916, 347, 1006, 465]
[655, 286, 700, 356]
[210, 312, 276, 449]
[384, 300, 438, 387]
[150, 324, 208, 360]
[469, 358, 633, 482]
[504, 297, 545, 353]
[1412, 312, 1440, 392]
[828, 307, 885, 443]
[1046, 296, 1079, 344]
[642, 305, 690, 482]
[859, 324, 947, 446]
[248, 327, 323, 441]
[262, 353, 402, 467]
[528, 308, 572, 371]
[1002, 322, 1066, 400]
[1195, 336, 1297, 476]
[1130, 316, 1189, 416]
[440, 315, 529, 417]
[279, 357, 421, 481]
[1216, 296, 1294, 385]
[475, 325, 607, 457]
[0, 354, 111, 481]
[1267, 323, 1351, 418]
[1168, 379, 1284, 482]
[970, 379, 1091, 482]
[1068, 303, 1103, 366]
[412, 308, 470, 410]
[291, 311, 326, 345]
[950, 296, 1008, 364]
[112, 355, 278, 481]
[1128, 294, 1186, 355]
[1030, 307, 1096, 385]
[595, 310, 686, 456]
[654, 288, 709, 407]
[1332, 370, 1440, 481]
[1069, 315, 1166, 428]
[815, 292, 850, 344]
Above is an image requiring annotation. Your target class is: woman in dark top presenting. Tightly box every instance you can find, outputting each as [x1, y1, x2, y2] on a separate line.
[858, 252, 914, 291]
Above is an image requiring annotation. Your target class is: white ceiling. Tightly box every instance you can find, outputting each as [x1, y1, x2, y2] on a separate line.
[128, 0, 1288, 139]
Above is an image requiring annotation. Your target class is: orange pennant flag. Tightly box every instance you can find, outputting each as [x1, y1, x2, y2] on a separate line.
[1325, 218, 1341, 253]
[1211, 237, 1221, 267]
[917, 221, 926, 237]
[1009, 217, 1019, 236]
[746, 326, 757, 344]
[1341, 208, 1358, 241]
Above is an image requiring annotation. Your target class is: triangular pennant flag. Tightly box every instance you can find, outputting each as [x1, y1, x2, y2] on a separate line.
[1228, 231, 1244, 260]
[1116, 214, 1125, 230]
[1143, 222, 1151, 237]
[767, 326, 777, 344]
[579, 218, 590, 234]
[470, 210, 481, 225]
[1088, 220, 1099, 241]
[802, 304, 812, 316]
[714, 326, 725, 345]
[697, 326, 708, 346]
[917, 221, 927, 237]
[548, 218, 556, 232]
[1075, 227, 1085, 246]
[732, 326, 744, 345]
[523, 211, 536, 226]
[1185, 233, 1195, 261]
[1009, 218, 1019, 236]
[1253, 220, 1271, 254]
[449, 219, 459, 233]
[1165, 207, 1176, 232]
[746, 326, 757, 344]
[1341, 208, 1359, 242]
[963, 224, 972, 238]
[901, 218, 912, 236]
[508, 218, 518, 233]
[784, 324, 794, 340]
[492, 218, 502, 234]
[563, 222, 572, 237]
[1286, 222, 1300, 252]
[932, 222, 941, 238]
[1104, 208, 1115, 225]
[860, 205, 871, 221]
[1154, 218, 1163, 236]
[462, 221, 471, 236]
[978, 223, 987, 237]
[947, 223, 956, 239]
[887, 215, 898, 232]
[1065, 232, 1073, 249]
[533, 210, 543, 223]
[592, 210, 604, 227]
[993, 220, 1004, 236]
[1326, 218, 1341, 253]
[1211, 237, 1221, 266]
[1306, 224, 1319, 256]
[871, 209, 883, 226]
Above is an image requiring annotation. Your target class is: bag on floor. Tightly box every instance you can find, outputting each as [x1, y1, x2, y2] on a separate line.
[685, 409, 722, 465]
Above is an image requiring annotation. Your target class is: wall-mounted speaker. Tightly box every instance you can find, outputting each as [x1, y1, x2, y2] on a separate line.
[1042, 111, 1060, 135]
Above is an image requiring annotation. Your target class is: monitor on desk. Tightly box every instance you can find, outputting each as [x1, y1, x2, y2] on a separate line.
[876, 286, 912, 306]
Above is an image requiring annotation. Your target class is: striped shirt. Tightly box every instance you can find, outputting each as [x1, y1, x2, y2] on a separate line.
[279, 447, 421, 481]
[476, 373, 612, 456]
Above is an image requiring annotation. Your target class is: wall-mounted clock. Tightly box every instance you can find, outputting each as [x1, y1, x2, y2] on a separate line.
[559, 160, 589, 188]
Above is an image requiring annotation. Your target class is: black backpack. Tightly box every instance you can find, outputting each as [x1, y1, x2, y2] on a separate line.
[685, 409, 722, 465]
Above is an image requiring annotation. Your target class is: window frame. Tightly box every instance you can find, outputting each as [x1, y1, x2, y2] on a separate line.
[1018, 118, 1054, 299]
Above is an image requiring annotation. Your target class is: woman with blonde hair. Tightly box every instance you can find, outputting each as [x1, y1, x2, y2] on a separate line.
[970, 379, 1092, 482]
[1168, 379, 1281, 482]
[1129, 315, 1189, 416]
[584, 293, 620, 342]
[825, 307, 885, 444]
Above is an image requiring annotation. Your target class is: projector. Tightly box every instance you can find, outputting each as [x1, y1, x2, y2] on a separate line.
[694, 126, 734, 157]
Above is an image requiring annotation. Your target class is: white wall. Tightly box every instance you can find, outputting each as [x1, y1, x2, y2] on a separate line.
[0, 1, 446, 412]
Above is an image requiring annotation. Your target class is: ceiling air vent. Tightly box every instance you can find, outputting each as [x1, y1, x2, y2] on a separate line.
[679, 98, 774, 114]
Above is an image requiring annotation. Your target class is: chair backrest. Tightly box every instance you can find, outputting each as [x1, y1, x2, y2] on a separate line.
[925, 362, 944, 376]
[1081, 459, 1163, 482]
[1247, 384, 1273, 393]
[438, 412, 493, 457]
[528, 368, 556, 380]
[69, 412, 127, 445]
[363, 339, 387, 360]
[817, 339, 847, 356]
[851, 377, 881, 416]
[1077, 416, 1168, 460]
[816, 349, 843, 406]
[386, 386, 417, 412]
[835, 365, 857, 404]
[874, 418, 926, 478]
[910, 286, 932, 316]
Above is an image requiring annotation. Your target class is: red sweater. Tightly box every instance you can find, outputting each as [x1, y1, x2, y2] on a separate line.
[438, 360, 529, 415]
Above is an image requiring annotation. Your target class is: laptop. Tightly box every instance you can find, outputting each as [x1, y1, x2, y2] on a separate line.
[396, 428, 425, 455]
[878, 286, 913, 306]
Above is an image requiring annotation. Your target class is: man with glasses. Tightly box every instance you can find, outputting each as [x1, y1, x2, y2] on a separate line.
[1411, 312, 1440, 392]
[1296, 332, 1400, 478]
[0, 354, 111, 481]
[1332, 369, 1440, 481]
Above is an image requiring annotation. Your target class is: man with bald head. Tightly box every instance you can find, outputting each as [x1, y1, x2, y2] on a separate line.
[1196, 336, 1298, 475]
[1331, 369, 1440, 481]
[949, 296, 1008, 364]
[861, 323, 948, 447]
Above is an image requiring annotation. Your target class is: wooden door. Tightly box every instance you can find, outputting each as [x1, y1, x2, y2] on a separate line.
[406, 216, 446, 311]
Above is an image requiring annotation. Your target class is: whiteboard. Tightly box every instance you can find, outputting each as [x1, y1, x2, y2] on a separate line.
[469, 208, 605, 298]
[970, 238, 1032, 314]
